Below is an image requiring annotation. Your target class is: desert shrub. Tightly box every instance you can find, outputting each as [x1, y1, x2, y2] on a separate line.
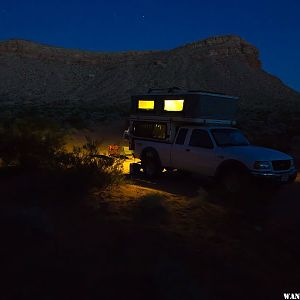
[0, 118, 124, 198]
[0, 117, 65, 169]
[55, 137, 124, 194]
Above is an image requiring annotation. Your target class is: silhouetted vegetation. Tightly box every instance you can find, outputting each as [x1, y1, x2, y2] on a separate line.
[0, 117, 123, 200]
[0, 117, 65, 169]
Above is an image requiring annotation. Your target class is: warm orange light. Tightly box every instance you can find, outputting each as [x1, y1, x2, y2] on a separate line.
[138, 100, 155, 110]
[164, 99, 184, 111]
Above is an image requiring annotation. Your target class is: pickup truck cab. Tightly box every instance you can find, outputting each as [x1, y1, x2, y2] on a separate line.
[131, 125, 297, 193]
[127, 88, 297, 193]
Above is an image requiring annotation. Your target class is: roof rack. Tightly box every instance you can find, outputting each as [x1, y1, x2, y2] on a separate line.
[147, 87, 183, 94]
[129, 115, 237, 126]
[187, 89, 232, 96]
[147, 87, 236, 97]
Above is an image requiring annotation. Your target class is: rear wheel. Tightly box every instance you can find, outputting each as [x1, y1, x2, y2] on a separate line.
[141, 150, 162, 178]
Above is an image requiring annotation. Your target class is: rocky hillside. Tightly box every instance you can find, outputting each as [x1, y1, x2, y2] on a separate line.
[0, 35, 299, 147]
[0, 35, 299, 106]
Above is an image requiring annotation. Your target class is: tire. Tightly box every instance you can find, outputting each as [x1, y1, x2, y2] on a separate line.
[129, 163, 141, 176]
[219, 167, 250, 196]
[141, 150, 162, 178]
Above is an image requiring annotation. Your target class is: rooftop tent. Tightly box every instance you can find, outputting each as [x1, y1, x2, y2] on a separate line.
[130, 89, 238, 122]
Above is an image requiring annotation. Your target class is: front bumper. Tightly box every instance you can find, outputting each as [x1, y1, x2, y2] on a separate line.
[250, 169, 298, 184]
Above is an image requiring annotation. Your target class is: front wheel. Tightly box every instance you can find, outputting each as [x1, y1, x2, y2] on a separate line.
[219, 168, 250, 196]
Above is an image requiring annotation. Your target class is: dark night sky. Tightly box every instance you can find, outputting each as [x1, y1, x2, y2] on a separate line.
[0, 0, 299, 91]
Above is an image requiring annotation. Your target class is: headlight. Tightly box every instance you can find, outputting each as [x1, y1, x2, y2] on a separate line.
[253, 161, 271, 170]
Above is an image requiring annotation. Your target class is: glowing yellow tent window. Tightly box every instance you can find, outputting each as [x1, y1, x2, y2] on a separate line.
[164, 99, 184, 112]
[138, 100, 155, 110]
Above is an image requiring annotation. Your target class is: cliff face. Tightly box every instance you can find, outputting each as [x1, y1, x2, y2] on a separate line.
[174, 35, 261, 68]
[0, 35, 299, 121]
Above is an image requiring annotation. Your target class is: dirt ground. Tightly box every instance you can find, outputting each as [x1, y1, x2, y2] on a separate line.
[97, 171, 300, 299]
[1, 162, 299, 300]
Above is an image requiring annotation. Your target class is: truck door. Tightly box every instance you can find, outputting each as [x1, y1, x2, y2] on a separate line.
[171, 128, 191, 170]
[185, 129, 220, 176]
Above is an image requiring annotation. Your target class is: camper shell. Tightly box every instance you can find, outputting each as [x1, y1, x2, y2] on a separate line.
[128, 88, 239, 146]
[130, 87, 238, 125]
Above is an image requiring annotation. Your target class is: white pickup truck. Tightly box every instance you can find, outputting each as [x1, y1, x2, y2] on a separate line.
[126, 88, 297, 193]
[130, 125, 297, 193]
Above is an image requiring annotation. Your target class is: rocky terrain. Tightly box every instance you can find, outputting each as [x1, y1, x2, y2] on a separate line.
[0, 35, 299, 151]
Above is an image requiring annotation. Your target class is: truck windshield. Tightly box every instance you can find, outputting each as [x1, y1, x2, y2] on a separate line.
[211, 128, 250, 147]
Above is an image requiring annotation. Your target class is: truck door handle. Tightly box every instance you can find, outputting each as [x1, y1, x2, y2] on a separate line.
[186, 149, 190, 152]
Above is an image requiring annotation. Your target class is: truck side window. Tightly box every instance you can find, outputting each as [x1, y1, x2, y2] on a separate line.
[175, 128, 188, 145]
[189, 129, 213, 149]
[133, 122, 167, 140]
